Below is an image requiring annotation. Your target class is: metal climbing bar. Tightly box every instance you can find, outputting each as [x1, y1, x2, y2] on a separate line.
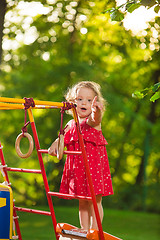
[48, 191, 92, 201]
[5, 167, 42, 174]
[0, 96, 64, 110]
[39, 149, 82, 155]
[14, 207, 51, 216]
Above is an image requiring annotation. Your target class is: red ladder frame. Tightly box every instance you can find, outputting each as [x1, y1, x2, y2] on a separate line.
[0, 105, 105, 240]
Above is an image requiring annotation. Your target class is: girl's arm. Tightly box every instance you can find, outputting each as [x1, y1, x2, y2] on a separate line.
[48, 120, 72, 156]
[87, 96, 103, 130]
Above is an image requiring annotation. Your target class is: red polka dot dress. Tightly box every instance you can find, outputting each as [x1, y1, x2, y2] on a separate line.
[59, 119, 113, 197]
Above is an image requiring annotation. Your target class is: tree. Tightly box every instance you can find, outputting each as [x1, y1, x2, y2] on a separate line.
[105, 0, 160, 21]
[105, 1, 160, 101]
[0, 0, 7, 64]
[0, 0, 159, 212]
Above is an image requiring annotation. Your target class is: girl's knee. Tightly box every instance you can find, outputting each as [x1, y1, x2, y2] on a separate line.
[79, 200, 90, 209]
[96, 194, 102, 204]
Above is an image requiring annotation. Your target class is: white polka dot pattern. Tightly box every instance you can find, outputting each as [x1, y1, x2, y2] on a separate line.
[59, 119, 113, 197]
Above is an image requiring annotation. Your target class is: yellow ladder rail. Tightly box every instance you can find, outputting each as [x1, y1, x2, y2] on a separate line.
[0, 96, 66, 110]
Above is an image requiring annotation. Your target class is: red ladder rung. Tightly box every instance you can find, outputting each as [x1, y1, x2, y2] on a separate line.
[14, 206, 51, 216]
[48, 191, 92, 200]
[39, 149, 82, 155]
[6, 167, 41, 174]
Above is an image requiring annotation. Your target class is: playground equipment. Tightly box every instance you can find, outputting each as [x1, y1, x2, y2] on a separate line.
[0, 183, 13, 240]
[0, 97, 122, 240]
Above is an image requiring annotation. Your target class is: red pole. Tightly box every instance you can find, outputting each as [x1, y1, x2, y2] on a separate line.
[15, 207, 51, 216]
[75, 125, 105, 240]
[29, 119, 59, 240]
[6, 167, 41, 174]
[0, 143, 10, 183]
[0, 142, 23, 240]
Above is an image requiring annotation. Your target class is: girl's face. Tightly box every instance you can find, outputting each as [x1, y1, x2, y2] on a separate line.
[75, 87, 95, 120]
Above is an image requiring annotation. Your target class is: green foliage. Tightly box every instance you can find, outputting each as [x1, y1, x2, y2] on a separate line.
[127, 3, 142, 13]
[0, 0, 160, 213]
[105, 0, 160, 21]
[132, 82, 160, 102]
[104, 8, 125, 21]
[141, 0, 157, 8]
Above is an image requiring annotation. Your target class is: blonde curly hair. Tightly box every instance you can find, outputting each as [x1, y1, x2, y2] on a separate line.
[65, 81, 107, 114]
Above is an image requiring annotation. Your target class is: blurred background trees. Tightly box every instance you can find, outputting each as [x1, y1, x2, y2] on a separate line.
[0, 0, 159, 212]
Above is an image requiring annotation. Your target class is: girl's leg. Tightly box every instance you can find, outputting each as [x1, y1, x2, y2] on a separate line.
[90, 194, 103, 230]
[79, 200, 91, 230]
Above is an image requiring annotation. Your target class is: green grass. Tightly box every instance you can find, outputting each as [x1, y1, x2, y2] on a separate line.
[16, 206, 159, 240]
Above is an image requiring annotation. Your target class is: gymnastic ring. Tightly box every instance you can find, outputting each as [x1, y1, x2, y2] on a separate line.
[57, 134, 64, 160]
[15, 133, 34, 159]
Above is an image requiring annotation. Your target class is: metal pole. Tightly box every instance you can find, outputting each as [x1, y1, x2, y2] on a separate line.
[73, 108, 105, 240]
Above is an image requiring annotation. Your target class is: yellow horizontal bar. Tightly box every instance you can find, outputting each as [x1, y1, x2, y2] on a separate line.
[0, 97, 24, 104]
[0, 97, 64, 108]
[0, 107, 13, 110]
[0, 102, 24, 109]
[35, 100, 63, 107]
[0, 105, 59, 110]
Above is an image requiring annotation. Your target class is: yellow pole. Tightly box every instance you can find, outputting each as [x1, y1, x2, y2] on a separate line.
[27, 108, 34, 123]
[0, 96, 64, 108]
[0, 102, 24, 109]
[0, 105, 61, 110]
[0, 97, 24, 104]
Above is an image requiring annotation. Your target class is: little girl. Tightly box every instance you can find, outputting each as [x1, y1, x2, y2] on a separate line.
[48, 81, 113, 231]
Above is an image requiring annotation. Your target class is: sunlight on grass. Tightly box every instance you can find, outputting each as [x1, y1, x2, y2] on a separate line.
[17, 206, 159, 240]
